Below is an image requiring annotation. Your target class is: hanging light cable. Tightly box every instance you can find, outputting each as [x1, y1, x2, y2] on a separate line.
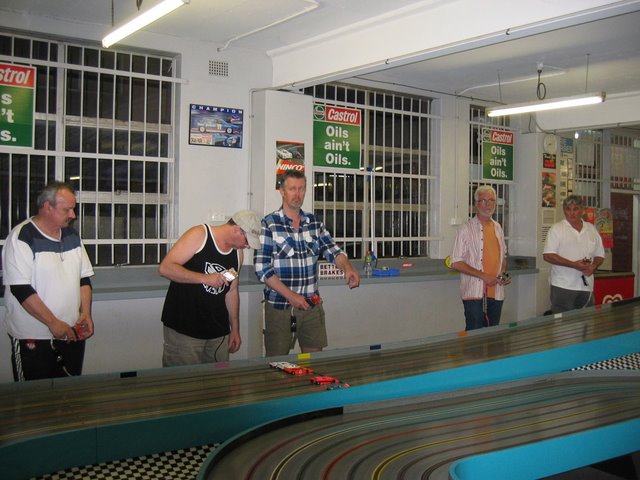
[536, 63, 547, 100]
[487, 60, 605, 117]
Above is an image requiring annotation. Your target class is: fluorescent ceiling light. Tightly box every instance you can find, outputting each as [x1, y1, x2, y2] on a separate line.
[102, 0, 188, 48]
[487, 92, 605, 117]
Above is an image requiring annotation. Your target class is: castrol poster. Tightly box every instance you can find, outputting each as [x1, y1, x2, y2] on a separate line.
[482, 128, 514, 181]
[313, 104, 361, 170]
[0, 63, 36, 148]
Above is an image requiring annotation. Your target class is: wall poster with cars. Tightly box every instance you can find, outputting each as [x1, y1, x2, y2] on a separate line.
[275, 140, 305, 188]
[188, 104, 243, 148]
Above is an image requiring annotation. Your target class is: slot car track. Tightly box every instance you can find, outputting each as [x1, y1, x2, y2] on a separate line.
[203, 372, 640, 480]
[1, 298, 639, 479]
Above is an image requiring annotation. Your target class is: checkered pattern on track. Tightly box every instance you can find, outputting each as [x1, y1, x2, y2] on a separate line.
[33, 444, 217, 480]
[572, 352, 640, 370]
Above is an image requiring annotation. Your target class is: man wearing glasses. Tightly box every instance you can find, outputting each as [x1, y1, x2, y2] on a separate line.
[159, 210, 261, 366]
[2, 182, 94, 381]
[450, 185, 510, 330]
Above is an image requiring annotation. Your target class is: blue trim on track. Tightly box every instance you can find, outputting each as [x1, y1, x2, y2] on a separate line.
[450, 418, 640, 480]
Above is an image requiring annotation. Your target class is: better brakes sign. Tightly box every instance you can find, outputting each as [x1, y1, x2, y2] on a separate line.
[0, 63, 36, 148]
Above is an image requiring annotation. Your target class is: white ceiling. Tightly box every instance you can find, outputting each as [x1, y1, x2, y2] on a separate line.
[2, 0, 640, 110]
[358, 9, 640, 106]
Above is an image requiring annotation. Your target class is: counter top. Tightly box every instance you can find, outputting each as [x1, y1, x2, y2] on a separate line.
[1, 256, 538, 303]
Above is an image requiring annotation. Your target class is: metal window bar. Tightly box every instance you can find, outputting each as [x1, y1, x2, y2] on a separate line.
[574, 131, 603, 208]
[610, 133, 640, 191]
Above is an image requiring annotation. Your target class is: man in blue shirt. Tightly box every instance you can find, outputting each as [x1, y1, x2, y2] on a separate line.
[254, 170, 359, 356]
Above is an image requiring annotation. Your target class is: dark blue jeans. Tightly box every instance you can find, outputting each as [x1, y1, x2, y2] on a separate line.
[463, 298, 503, 331]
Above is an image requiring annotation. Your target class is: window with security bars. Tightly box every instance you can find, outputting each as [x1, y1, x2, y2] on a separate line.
[468, 105, 513, 237]
[573, 130, 602, 207]
[0, 32, 177, 267]
[302, 83, 436, 260]
[610, 132, 640, 191]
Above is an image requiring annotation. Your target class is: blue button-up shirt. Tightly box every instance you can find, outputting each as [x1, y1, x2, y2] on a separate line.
[254, 207, 344, 309]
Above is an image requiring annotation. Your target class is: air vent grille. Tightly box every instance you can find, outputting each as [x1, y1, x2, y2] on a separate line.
[209, 60, 229, 77]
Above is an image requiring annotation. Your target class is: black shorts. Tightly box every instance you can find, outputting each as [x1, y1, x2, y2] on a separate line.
[10, 336, 86, 381]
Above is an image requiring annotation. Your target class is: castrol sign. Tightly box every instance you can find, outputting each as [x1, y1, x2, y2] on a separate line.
[482, 128, 514, 181]
[0, 63, 36, 148]
[313, 104, 361, 170]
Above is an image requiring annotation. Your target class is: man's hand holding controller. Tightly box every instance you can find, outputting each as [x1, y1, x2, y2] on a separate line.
[221, 268, 238, 282]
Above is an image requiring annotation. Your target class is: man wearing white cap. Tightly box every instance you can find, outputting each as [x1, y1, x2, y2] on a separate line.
[159, 210, 261, 366]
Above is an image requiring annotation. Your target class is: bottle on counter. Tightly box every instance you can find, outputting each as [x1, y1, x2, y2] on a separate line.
[364, 250, 373, 277]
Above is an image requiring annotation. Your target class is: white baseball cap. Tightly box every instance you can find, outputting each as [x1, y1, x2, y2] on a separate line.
[231, 210, 261, 249]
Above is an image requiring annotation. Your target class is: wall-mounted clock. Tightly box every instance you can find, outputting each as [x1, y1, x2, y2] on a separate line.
[543, 134, 558, 154]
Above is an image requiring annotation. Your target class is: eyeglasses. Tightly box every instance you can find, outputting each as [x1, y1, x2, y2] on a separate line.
[477, 198, 496, 205]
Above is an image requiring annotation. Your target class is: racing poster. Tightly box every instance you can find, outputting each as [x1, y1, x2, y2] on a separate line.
[275, 140, 305, 188]
[188, 104, 243, 148]
[541, 172, 557, 208]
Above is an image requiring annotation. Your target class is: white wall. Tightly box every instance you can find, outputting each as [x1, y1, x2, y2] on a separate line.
[432, 96, 470, 258]
[249, 90, 314, 216]
[512, 130, 553, 314]
[174, 46, 272, 233]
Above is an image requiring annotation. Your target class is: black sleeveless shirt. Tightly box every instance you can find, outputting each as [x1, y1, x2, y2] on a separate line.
[161, 225, 239, 339]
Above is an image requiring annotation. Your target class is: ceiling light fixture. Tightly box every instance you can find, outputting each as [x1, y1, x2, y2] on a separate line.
[102, 0, 189, 48]
[487, 92, 605, 117]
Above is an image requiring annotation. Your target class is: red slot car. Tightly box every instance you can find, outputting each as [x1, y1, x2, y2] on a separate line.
[282, 366, 313, 376]
[310, 376, 340, 385]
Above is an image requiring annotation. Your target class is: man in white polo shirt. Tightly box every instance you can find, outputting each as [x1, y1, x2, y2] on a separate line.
[543, 195, 604, 313]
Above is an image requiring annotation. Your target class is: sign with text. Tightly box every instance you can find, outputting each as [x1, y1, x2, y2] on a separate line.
[560, 137, 574, 154]
[595, 208, 613, 249]
[482, 128, 513, 181]
[543, 153, 556, 169]
[0, 63, 36, 148]
[313, 104, 361, 169]
[188, 104, 243, 148]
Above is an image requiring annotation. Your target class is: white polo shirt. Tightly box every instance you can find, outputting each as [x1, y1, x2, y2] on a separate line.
[543, 219, 604, 291]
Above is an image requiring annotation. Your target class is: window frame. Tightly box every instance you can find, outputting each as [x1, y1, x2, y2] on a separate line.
[304, 83, 438, 260]
[0, 32, 180, 267]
